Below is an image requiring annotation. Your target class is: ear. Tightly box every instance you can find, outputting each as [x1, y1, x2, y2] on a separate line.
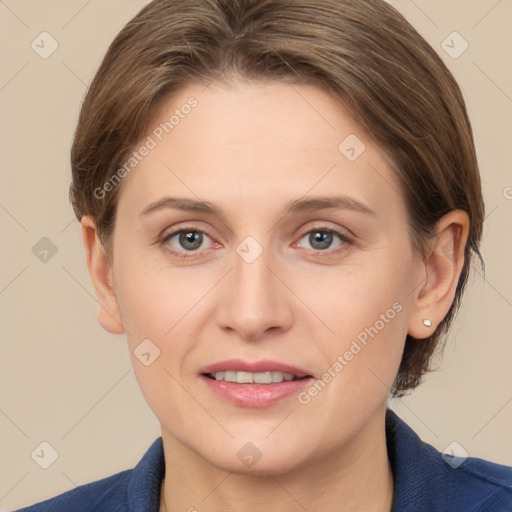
[407, 210, 470, 339]
[81, 215, 125, 335]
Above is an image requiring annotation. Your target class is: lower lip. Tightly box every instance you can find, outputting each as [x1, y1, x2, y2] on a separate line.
[200, 375, 314, 408]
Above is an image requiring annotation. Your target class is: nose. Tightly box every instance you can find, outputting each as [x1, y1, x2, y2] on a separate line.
[215, 240, 294, 342]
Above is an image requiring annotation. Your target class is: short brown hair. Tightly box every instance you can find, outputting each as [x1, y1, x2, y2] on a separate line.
[70, 0, 484, 397]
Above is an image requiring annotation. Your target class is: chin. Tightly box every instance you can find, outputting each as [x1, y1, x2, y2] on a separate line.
[200, 438, 311, 477]
[214, 453, 307, 477]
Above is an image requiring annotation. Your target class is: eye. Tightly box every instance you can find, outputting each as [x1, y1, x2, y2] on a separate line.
[296, 227, 351, 254]
[159, 225, 352, 260]
[162, 229, 214, 258]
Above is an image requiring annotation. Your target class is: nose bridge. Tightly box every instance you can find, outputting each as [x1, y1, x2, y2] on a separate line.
[234, 239, 273, 298]
[216, 234, 292, 340]
[233, 236, 278, 314]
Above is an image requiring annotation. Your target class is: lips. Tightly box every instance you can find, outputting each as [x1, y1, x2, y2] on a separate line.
[199, 358, 313, 379]
[198, 358, 315, 407]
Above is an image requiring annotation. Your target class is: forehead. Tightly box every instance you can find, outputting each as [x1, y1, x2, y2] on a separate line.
[117, 80, 403, 220]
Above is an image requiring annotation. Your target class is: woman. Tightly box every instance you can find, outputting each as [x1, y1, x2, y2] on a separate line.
[19, 0, 512, 510]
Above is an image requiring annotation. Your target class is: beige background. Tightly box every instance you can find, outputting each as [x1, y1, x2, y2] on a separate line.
[0, 0, 511, 509]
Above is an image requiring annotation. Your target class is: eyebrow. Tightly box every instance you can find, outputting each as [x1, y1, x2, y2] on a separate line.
[140, 195, 376, 218]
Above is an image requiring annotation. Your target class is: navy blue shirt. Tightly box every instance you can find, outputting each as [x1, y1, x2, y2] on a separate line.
[17, 409, 512, 511]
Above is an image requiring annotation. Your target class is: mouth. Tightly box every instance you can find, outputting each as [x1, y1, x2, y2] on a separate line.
[198, 359, 315, 407]
[203, 371, 311, 384]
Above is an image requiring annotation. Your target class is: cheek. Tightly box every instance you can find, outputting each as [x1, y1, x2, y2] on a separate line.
[112, 250, 217, 393]
[114, 266, 202, 427]
[294, 293, 409, 438]
[114, 252, 197, 342]
[297, 250, 413, 399]
[304, 249, 412, 340]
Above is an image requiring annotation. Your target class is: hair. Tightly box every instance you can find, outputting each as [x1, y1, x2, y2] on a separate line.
[69, 0, 484, 397]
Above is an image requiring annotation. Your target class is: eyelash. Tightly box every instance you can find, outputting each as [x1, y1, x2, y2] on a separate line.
[159, 225, 352, 260]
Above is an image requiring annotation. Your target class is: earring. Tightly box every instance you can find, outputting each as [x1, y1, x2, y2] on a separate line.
[423, 319, 432, 327]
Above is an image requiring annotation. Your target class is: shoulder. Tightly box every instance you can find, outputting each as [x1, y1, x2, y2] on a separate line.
[386, 409, 512, 512]
[16, 438, 165, 512]
[455, 456, 512, 510]
[15, 470, 132, 512]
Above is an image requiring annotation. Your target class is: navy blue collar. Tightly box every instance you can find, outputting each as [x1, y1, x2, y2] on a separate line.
[127, 436, 165, 511]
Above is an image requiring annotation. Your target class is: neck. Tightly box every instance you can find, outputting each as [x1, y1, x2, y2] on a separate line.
[160, 407, 393, 512]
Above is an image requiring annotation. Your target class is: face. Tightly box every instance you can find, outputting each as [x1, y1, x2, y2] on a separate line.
[104, 80, 424, 474]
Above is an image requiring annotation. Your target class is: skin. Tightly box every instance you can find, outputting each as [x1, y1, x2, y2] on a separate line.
[81, 80, 469, 512]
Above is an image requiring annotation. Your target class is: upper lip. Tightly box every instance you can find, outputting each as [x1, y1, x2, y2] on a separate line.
[200, 359, 313, 378]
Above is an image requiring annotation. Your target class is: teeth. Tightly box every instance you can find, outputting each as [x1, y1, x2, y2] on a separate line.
[211, 371, 298, 384]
